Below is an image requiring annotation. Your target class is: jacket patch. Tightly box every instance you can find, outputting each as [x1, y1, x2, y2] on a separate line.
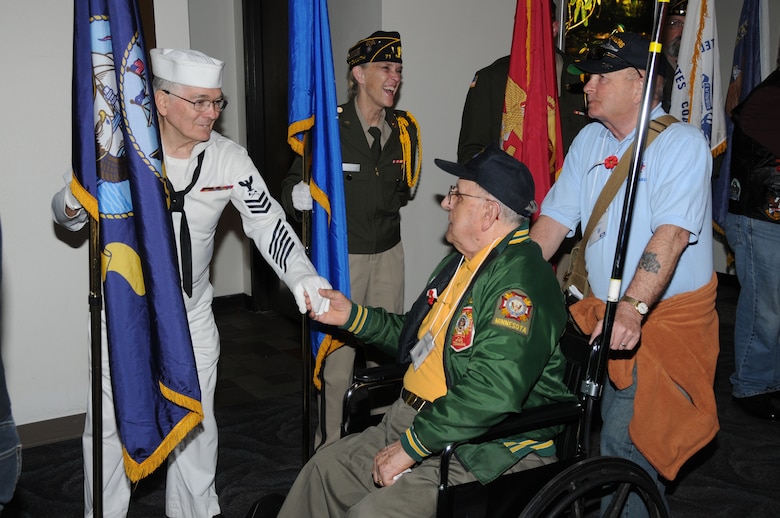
[765, 194, 780, 221]
[491, 290, 532, 335]
[450, 306, 475, 352]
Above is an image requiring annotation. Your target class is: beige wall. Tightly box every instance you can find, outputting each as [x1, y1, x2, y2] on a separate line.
[0, 0, 777, 428]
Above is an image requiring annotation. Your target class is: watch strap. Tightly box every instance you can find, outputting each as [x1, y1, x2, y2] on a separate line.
[620, 295, 648, 315]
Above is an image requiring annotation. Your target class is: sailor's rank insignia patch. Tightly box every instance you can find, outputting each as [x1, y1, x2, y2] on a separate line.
[450, 306, 475, 352]
[491, 290, 532, 335]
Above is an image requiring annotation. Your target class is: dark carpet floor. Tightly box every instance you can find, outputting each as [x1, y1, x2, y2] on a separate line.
[3, 392, 311, 518]
[4, 275, 780, 517]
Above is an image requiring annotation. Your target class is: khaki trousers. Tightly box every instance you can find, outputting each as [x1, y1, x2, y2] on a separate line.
[279, 398, 555, 518]
[315, 242, 405, 450]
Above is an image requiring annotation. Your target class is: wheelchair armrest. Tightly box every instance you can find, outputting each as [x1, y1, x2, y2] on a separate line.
[342, 363, 409, 437]
[438, 401, 583, 490]
[352, 362, 409, 383]
[462, 401, 582, 445]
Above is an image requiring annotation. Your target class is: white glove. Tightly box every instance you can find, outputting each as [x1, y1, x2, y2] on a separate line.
[291, 181, 313, 211]
[64, 187, 83, 213]
[51, 170, 89, 231]
[291, 274, 332, 315]
[61, 169, 84, 211]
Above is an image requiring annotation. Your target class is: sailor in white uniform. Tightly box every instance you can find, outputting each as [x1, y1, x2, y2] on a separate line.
[52, 48, 331, 518]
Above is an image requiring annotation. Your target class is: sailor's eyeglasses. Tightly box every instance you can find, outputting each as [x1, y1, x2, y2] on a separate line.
[163, 90, 228, 112]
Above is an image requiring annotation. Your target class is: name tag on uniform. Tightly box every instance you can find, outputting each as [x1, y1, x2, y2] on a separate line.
[343, 163, 360, 172]
[410, 332, 435, 370]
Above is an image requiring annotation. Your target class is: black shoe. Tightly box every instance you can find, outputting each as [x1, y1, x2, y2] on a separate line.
[733, 394, 780, 421]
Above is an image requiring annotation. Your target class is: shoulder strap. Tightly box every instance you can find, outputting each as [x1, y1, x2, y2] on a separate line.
[570, 115, 678, 279]
[580, 115, 678, 246]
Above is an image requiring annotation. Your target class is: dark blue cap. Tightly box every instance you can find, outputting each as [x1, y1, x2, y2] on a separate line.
[569, 32, 652, 75]
[435, 144, 535, 216]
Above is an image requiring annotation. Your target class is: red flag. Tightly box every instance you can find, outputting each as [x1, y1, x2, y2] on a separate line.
[502, 0, 563, 207]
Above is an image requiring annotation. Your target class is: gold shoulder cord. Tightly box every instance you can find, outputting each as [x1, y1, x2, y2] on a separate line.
[397, 112, 422, 188]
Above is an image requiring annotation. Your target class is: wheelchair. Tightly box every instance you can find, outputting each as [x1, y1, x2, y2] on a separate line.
[341, 321, 669, 518]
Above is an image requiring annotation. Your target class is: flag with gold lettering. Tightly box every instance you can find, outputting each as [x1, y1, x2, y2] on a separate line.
[668, 0, 726, 158]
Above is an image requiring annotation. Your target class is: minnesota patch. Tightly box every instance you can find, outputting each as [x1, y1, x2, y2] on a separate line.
[491, 290, 532, 335]
[450, 306, 475, 352]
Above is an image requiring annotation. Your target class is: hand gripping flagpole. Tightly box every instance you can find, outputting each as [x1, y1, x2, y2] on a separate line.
[581, 0, 669, 434]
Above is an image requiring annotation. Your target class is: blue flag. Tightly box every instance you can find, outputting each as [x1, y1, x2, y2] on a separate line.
[712, 0, 764, 231]
[72, 0, 202, 481]
[287, 0, 351, 387]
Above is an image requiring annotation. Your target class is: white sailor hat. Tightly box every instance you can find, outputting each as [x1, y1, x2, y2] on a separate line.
[150, 48, 224, 89]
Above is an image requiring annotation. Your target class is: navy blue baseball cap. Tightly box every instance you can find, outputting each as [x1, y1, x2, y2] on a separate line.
[569, 32, 652, 75]
[435, 144, 536, 216]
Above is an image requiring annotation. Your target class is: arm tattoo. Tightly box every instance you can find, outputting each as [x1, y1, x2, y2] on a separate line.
[638, 251, 661, 274]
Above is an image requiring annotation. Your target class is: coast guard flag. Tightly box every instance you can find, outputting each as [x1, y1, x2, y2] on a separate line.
[287, 0, 350, 387]
[502, 0, 564, 206]
[712, 0, 766, 231]
[71, 0, 202, 481]
[668, 0, 726, 158]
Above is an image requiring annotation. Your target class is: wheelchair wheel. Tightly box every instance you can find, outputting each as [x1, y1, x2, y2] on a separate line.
[519, 456, 669, 518]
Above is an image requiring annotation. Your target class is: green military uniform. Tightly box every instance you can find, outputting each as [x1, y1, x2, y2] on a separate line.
[457, 52, 587, 164]
[281, 98, 420, 256]
[281, 97, 421, 450]
[277, 224, 574, 517]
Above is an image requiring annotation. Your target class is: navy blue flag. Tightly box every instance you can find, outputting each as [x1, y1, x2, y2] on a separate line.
[713, 0, 764, 231]
[72, 0, 202, 481]
[287, 0, 351, 387]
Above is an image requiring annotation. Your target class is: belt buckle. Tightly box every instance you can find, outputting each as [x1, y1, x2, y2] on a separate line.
[402, 389, 428, 412]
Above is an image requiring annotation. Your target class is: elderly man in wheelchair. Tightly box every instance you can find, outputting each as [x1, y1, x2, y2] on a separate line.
[276, 145, 580, 517]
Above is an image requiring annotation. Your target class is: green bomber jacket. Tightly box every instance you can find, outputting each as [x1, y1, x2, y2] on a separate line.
[340, 224, 574, 484]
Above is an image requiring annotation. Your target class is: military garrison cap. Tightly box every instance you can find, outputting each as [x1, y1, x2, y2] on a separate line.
[347, 31, 402, 68]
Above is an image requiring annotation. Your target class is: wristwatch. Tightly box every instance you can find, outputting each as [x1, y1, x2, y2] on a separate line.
[620, 295, 649, 316]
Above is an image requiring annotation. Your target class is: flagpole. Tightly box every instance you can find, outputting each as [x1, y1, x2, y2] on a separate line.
[88, 217, 103, 518]
[288, 0, 348, 463]
[556, 0, 565, 51]
[300, 131, 313, 463]
[581, 0, 669, 432]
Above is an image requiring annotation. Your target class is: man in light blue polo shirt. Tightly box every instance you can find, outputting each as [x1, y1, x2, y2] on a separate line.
[531, 32, 719, 518]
